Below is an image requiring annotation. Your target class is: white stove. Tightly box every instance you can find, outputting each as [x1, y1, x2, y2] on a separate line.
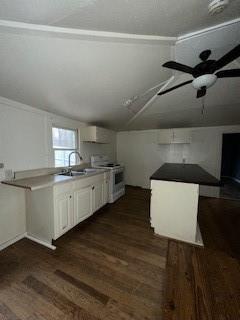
[91, 155, 125, 203]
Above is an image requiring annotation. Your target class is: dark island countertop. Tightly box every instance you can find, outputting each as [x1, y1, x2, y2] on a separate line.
[150, 163, 221, 187]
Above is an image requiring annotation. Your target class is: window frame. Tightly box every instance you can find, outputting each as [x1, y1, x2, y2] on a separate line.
[52, 126, 79, 167]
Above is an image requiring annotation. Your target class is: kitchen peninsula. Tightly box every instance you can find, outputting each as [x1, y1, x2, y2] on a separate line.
[2, 169, 110, 250]
[150, 163, 221, 246]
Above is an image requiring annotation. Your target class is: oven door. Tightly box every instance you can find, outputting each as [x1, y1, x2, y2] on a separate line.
[111, 168, 125, 194]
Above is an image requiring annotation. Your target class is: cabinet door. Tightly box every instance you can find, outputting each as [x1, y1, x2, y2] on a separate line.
[103, 179, 109, 205]
[158, 129, 173, 144]
[93, 182, 104, 212]
[173, 129, 191, 144]
[55, 193, 73, 238]
[96, 127, 110, 144]
[74, 186, 92, 225]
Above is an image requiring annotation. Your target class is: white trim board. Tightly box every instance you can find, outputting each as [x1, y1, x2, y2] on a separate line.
[0, 233, 56, 251]
[25, 234, 56, 250]
[125, 77, 175, 126]
[0, 232, 27, 251]
[0, 19, 176, 45]
[0, 17, 239, 44]
[177, 18, 240, 42]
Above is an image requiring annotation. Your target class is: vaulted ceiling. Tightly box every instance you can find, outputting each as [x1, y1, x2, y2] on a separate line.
[0, 1, 239, 130]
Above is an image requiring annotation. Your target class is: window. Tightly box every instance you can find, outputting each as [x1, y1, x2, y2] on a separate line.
[52, 127, 78, 167]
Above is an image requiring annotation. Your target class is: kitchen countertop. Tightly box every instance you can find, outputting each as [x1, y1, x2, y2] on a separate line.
[2, 169, 107, 191]
[150, 163, 221, 187]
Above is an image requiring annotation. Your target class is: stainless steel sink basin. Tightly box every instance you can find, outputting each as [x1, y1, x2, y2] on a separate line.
[57, 168, 97, 177]
[58, 171, 86, 177]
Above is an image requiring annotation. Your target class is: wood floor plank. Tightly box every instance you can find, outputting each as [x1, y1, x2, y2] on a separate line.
[163, 196, 240, 320]
[1, 186, 239, 320]
[23, 275, 99, 320]
[0, 302, 21, 320]
[54, 269, 110, 305]
[73, 231, 166, 268]
[10, 240, 158, 316]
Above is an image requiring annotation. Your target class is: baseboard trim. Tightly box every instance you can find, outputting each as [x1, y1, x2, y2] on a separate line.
[153, 229, 204, 247]
[25, 234, 56, 250]
[0, 232, 27, 251]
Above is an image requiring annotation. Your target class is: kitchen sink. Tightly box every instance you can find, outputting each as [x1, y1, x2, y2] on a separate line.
[57, 168, 97, 177]
[58, 171, 86, 177]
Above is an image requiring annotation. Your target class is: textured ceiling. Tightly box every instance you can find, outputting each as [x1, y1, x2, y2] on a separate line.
[0, 1, 239, 130]
[0, 30, 172, 129]
[0, 0, 239, 36]
[126, 21, 240, 130]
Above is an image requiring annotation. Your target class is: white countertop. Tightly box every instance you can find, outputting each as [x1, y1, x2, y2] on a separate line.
[2, 169, 107, 191]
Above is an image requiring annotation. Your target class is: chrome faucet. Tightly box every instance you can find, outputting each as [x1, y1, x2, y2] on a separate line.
[68, 151, 83, 169]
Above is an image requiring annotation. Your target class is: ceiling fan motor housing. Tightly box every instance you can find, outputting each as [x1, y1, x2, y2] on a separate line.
[192, 74, 217, 90]
[208, 0, 229, 15]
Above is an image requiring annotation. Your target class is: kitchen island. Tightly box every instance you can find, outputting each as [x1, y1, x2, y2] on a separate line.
[150, 163, 221, 246]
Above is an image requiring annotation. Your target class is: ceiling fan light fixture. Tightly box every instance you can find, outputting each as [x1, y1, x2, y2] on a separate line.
[192, 74, 217, 90]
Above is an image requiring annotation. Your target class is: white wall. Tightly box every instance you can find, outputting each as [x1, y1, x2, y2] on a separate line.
[117, 125, 240, 191]
[0, 97, 116, 247]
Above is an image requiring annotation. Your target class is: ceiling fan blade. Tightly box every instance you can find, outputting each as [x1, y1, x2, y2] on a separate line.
[214, 44, 240, 71]
[163, 61, 194, 75]
[157, 80, 193, 96]
[216, 69, 240, 78]
[197, 86, 206, 98]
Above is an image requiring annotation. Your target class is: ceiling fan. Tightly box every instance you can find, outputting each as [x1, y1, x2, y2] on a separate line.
[158, 44, 240, 99]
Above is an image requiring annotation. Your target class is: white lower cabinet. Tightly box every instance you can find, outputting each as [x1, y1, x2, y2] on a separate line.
[74, 186, 92, 225]
[55, 192, 73, 238]
[54, 173, 109, 240]
[25, 172, 111, 248]
[93, 181, 104, 212]
[103, 178, 109, 204]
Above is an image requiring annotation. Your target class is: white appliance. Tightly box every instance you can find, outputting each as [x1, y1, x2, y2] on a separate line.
[91, 155, 125, 203]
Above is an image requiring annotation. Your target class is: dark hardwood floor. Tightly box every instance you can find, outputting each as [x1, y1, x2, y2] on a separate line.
[163, 196, 240, 320]
[0, 187, 167, 320]
[0, 187, 240, 320]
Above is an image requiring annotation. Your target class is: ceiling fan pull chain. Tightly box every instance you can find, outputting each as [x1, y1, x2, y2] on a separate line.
[201, 97, 205, 115]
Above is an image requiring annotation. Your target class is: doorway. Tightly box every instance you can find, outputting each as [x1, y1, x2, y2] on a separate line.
[220, 133, 240, 200]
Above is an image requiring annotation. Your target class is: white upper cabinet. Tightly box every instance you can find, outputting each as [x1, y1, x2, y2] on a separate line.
[157, 129, 173, 144]
[158, 129, 191, 144]
[80, 126, 112, 144]
[173, 129, 192, 144]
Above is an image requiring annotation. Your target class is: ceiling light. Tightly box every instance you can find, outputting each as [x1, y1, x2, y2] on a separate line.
[208, 0, 229, 15]
[192, 74, 217, 90]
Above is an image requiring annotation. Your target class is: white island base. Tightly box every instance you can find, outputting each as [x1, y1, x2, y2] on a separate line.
[150, 179, 204, 246]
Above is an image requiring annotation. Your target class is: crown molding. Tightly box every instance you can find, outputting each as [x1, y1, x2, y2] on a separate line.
[0, 19, 176, 45]
[0, 17, 239, 45]
[177, 18, 240, 42]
